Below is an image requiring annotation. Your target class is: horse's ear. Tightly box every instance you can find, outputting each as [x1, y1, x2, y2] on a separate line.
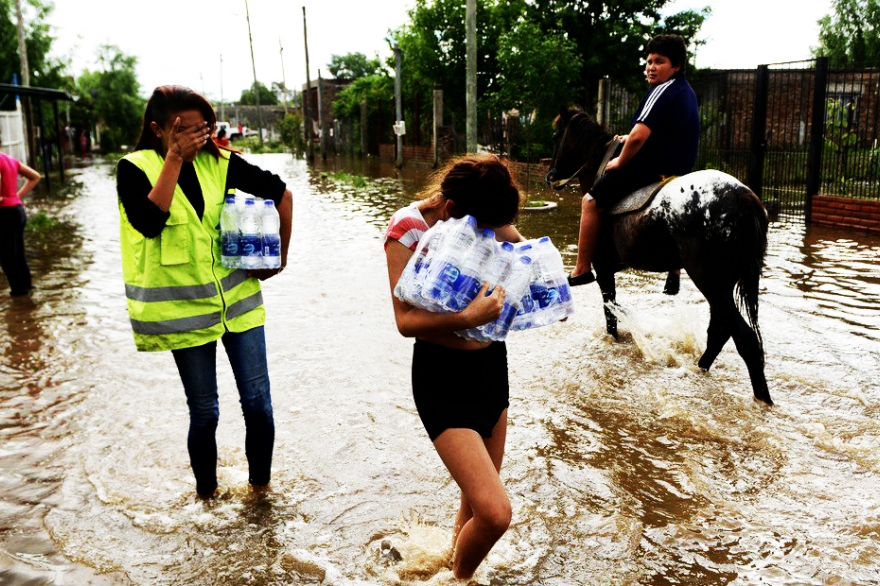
[559, 104, 569, 119]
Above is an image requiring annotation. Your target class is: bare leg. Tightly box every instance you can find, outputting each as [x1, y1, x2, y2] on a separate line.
[573, 195, 601, 278]
[435, 410, 510, 580]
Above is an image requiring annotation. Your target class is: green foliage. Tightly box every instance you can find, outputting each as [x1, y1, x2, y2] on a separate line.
[239, 81, 279, 106]
[333, 74, 394, 119]
[525, 0, 710, 98]
[377, 0, 708, 160]
[0, 0, 69, 110]
[25, 210, 60, 232]
[815, 0, 880, 66]
[324, 171, 369, 188]
[327, 52, 384, 79]
[825, 98, 858, 153]
[278, 112, 306, 156]
[75, 45, 143, 152]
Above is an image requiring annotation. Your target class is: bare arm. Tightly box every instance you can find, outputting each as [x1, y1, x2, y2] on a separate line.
[604, 121, 651, 172]
[385, 240, 505, 338]
[494, 224, 525, 243]
[277, 189, 293, 268]
[17, 162, 41, 199]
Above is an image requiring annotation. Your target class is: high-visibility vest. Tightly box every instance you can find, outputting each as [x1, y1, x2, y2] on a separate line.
[118, 149, 265, 352]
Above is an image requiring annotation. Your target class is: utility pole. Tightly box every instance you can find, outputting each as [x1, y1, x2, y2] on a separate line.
[220, 54, 225, 122]
[318, 69, 326, 158]
[244, 0, 264, 146]
[14, 0, 32, 164]
[302, 6, 313, 160]
[279, 38, 288, 114]
[394, 45, 404, 168]
[466, 0, 477, 153]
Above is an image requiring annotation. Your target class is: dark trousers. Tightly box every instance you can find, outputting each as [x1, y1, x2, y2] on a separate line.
[0, 205, 32, 296]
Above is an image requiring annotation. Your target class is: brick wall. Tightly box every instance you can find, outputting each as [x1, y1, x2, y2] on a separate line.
[812, 195, 880, 234]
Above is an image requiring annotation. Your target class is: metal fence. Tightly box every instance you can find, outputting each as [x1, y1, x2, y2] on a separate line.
[602, 58, 880, 223]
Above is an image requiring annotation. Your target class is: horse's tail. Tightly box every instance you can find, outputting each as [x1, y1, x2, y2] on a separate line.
[732, 184, 769, 350]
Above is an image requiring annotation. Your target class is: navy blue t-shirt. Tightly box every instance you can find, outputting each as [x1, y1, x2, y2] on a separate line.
[629, 70, 700, 177]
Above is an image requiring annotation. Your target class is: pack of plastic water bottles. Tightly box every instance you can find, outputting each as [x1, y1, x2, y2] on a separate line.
[220, 194, 281, 269]
[394, 215, 574, 341]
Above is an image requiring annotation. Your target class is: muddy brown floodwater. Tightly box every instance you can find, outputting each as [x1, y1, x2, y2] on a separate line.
[1, 153, 878, 585]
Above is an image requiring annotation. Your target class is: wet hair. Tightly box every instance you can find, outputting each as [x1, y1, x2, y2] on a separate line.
[646, 34, 688, 72]
[420, 155, 524, 228]
[134, 85, 219, 157]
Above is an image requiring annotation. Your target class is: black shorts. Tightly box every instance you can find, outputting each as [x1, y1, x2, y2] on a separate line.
[590, 167, 662, 209]
[411, 339, 509, 442]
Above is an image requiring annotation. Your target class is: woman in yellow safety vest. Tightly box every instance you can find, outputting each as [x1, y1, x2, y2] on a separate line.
[116, 85, 293, 497]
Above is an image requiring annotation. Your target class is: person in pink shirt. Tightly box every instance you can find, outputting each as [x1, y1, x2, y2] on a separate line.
[0, 135, 42, 297]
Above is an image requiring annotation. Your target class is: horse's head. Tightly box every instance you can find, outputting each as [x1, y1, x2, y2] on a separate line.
[545, 106, 612, 193]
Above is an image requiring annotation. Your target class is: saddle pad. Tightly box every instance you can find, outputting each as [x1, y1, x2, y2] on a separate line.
[607, 176, 676, 215]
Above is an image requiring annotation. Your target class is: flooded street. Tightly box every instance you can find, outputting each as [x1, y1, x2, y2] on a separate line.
[1, 153, 879, 585]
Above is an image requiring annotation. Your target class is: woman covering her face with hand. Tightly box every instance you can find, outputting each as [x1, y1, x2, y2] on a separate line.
[116, 85, 293, 498]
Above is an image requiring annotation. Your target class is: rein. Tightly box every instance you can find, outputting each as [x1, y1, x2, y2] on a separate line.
[549, 137, 622, 189]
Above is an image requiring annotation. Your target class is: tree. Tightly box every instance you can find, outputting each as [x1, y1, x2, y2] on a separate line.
[332, 73, 394, 154]
[75, 45, 143, 152]
[387, 0, 707, 158]
[488, 20, 582, 159]
[239, 81, 279, 106]
[815, 0, 880, 66]
[525, 0, 710, 100]
[0, 0, 68, 108]
[327, 52, 384, 79]
[389, 0, 528, 144]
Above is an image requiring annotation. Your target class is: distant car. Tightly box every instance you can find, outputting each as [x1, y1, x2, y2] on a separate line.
[215, 121, 252, 141]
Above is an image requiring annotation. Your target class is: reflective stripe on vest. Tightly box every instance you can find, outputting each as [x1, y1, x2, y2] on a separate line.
[118, 150, 265, 352]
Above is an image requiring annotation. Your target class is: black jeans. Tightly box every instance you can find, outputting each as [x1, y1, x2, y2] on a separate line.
[0, 205, 32, 296]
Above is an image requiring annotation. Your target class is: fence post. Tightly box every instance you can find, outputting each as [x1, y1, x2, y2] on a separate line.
[596, 78, 609, 127]
[805, 56, 829, 224]
[747, 65, 769, 197]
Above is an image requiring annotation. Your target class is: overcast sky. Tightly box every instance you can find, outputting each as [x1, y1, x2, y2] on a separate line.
[43, 0, 833, 104]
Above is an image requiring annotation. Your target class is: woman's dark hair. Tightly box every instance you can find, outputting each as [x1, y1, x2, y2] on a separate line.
[646, 34, 688, 72]
[134, 85, 219, 157]
[420, 154, 524, 227]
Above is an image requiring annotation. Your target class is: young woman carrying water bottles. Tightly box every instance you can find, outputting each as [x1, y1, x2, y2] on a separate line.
[384, 154, 524, 580]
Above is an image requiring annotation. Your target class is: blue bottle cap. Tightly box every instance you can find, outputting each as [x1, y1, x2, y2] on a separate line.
[225, 197, 235, 203]
[264, 200, 275, 206]
[500, 241, 514, 251]
[245, 199, 255, 205]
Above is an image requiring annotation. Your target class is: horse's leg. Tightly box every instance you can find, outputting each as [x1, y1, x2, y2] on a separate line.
[596, 271, 618, 339]
[729, 308, 772, 405]
[698, 302, 733, 371]
[694, 288, 772, 406]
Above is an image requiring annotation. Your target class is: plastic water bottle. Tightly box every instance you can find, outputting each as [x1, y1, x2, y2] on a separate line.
[220, 197, 240, 268]
[449, 228, 495, 311]
[395, 220, 446, 306]
[238, 198, 263, 269]
[261, 200, 281, 269]
[535, 236, 574, 322]
[480, 255, 534, 341]
[423, 216, 478, 309]
[511, 243, 538, 330]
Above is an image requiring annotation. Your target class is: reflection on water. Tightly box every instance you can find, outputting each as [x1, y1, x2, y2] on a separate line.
[0, 154, 878, 585]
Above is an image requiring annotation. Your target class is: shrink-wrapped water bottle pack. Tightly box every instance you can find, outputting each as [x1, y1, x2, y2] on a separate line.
[394, 215, 574, 341]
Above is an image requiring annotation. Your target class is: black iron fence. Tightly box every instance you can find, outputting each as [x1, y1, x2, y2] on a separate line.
[601, 58, 880, 223]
